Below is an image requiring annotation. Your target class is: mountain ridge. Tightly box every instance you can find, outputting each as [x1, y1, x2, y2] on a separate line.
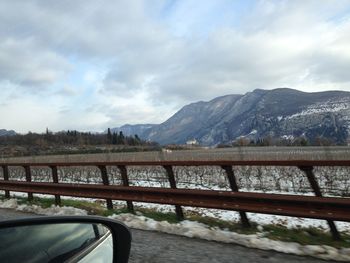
[111, 88, 350, 145]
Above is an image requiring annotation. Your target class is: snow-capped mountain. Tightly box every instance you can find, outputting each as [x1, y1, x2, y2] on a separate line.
[112, 88, 350, 145]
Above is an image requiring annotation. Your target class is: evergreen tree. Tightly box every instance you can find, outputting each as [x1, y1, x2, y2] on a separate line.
[112, 132, 117, 145]
[107, 128, 112, 144]
[119, 131, 125, 144]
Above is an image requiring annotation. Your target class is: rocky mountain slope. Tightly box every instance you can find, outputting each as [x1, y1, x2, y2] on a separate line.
[112, 88, 350, 145]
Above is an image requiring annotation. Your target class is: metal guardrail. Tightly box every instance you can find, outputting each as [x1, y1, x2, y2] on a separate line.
[0, 160, 350, 240]
[1, 160, 350, 166]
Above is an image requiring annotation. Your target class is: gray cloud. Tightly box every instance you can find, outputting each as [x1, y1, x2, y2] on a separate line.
[0, 0, 349, 131]
[0, 0, 168, 57]
[99, 1, 350, 107]
[54, 86, 78, 97]
[0, 38, 70, 88]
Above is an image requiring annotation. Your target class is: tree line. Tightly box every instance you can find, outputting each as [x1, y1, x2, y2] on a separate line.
[228, 135, 344, 147]
[0, 128, 156, 147]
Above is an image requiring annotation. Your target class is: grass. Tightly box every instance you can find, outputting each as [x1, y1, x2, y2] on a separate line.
[137, 208, 180, 224]
[186, 213, 258, 235]
[2, 195, 350, 248]
[262, 224, 350, 248]
[13, 196, 129, 217]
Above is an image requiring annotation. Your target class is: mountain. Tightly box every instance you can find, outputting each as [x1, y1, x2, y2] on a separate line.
[110, 124, 157, 138]
[0, 129, 16, 136]
[111, 88, 350, 145]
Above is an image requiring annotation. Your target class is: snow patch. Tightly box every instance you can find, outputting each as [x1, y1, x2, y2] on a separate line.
[0, 199, 17, 209]
[286, 99, 350, 120]
[0, 199, 87, 216]
[281, 135, 294, 140]
[249, 129, 257, 135]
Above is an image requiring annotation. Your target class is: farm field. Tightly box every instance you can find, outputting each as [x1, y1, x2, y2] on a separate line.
[2, 146, 350, 163]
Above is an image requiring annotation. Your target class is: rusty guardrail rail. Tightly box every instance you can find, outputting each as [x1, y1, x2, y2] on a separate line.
[0, 160, 350, 240]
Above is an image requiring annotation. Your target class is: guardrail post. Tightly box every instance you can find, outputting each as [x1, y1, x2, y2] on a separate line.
[299, 166, 341, 240]
[50, 166, 61, 206]
[221, 165, 251, 228]
[98, 165, 113, 210]
[23, 165, 33, 201]
[163, 165, 184, 221]
[1, 165, 10, 198]
[117, 165, 134, 213]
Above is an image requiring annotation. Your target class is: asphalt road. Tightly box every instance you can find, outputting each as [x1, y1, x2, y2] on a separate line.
[0, 208, 39, 220]
[0, 209, 333, 263]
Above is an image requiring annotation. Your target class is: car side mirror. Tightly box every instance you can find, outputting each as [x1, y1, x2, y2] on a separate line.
[0, 216, 131, 263]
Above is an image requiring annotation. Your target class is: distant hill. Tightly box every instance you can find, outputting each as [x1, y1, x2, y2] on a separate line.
[0, 129, 16, 136]
[111, 88, 350, 146]
[109, 124, 157, 138]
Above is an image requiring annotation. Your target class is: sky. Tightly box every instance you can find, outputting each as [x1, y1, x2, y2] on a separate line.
[1, 0, 350, 133]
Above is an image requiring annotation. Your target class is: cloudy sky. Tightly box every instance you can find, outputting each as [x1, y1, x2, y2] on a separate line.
[1, 0, 350, 133]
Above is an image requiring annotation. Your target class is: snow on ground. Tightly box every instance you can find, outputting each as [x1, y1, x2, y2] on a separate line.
[286, 100, 350, 120]
[1, 198, 349, 261]
[4, 190, 350, 233]
[0, 198, 87, 216]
